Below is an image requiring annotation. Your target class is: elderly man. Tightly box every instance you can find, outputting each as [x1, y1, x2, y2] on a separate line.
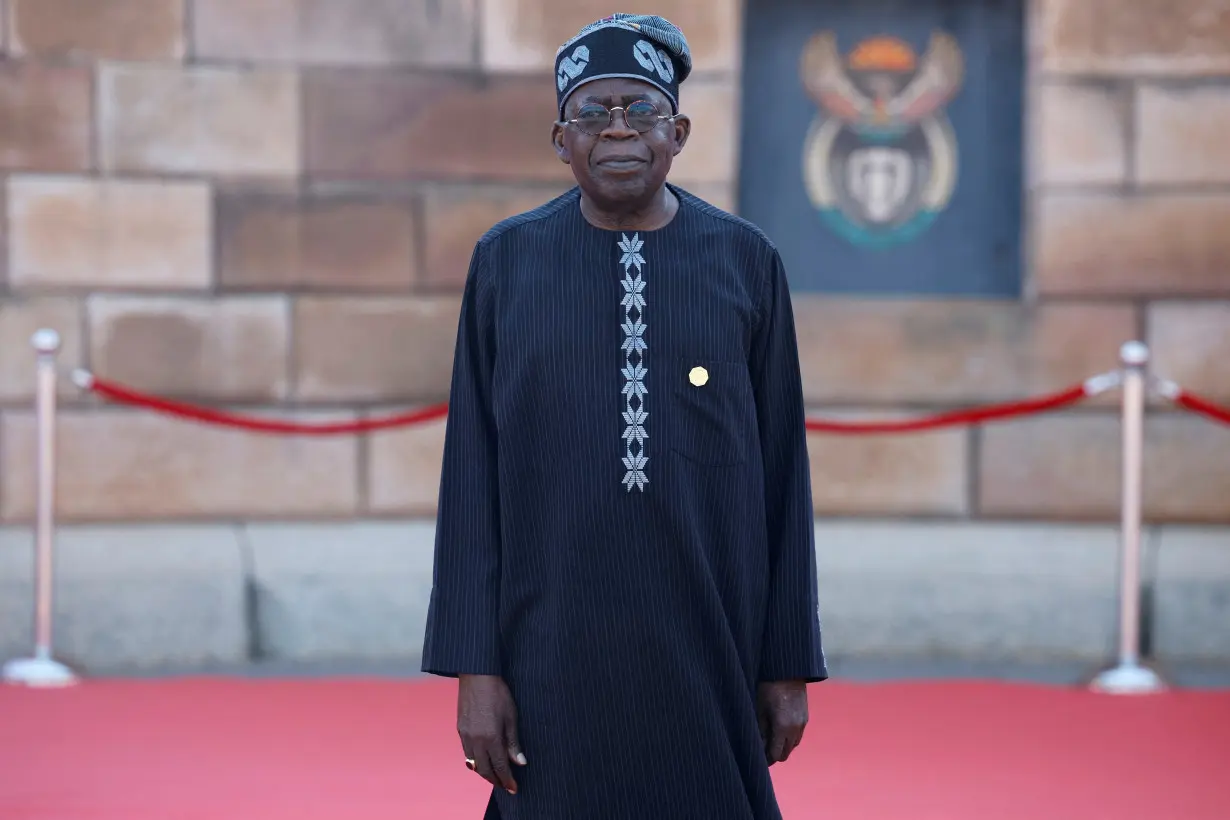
[422, 13, 827, 819]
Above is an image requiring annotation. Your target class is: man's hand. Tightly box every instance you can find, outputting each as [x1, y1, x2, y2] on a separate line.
[458, 674, 527, 794]
[757, 680, 809, 765]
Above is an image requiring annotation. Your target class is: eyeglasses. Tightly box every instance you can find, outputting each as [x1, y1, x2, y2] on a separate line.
[558, 100, 677, 136]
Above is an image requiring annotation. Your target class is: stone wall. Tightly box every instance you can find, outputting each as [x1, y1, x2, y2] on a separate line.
[0, 0, 1228, 527]
[1012, 0, 1230, 521]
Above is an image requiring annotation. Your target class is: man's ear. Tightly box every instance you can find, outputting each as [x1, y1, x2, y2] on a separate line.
[552, 122, 571, 164]
[670, 114, 692, 157]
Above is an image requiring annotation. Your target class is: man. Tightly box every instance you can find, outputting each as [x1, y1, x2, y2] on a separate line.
[422, 13, 827, 819]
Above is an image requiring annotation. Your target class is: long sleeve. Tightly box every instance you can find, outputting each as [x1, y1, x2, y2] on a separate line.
[420, 241, 503, 678]
[749, 247, 828, 683]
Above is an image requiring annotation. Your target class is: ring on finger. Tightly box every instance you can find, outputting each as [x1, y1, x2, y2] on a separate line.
[465, 757, 477, 771]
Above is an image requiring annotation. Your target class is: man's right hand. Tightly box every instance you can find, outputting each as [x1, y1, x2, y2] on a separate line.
[458, 674, 527, 795]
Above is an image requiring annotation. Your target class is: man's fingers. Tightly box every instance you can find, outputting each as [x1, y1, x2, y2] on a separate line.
[466, 742, 511, 792]
[788, 719, 808, 758]
[473, 747, 498, 787]
[489, 746, 519, 794]
[473, 747, 495, 785]
[770, 722, 804, 764]
[767, 727, 787, 764]
[505, 712, 528, 766]
[777, 729, 800, 763]
[507, 741, 528, 767]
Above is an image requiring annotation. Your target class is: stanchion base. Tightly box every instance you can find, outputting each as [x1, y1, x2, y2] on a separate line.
[1089, 663, 1166, 695]
[2, 657, 79, 688]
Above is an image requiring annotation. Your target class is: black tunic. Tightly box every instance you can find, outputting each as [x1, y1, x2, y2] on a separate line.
[422, 184, 827, 820]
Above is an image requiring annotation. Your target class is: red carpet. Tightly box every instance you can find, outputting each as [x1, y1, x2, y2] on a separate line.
[1, 677, 1228, 819]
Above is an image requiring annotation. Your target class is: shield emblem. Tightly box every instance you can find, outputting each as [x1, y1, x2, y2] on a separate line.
[845, 146, 914, 225]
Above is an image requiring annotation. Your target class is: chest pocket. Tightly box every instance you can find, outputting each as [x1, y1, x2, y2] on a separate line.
[669, 358, 758, 467]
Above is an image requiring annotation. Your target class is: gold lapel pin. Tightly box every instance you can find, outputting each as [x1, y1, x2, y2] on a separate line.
[689, 366, 709, 387]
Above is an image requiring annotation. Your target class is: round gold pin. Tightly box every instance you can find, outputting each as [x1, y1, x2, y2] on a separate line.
[689, 366, 709, 387]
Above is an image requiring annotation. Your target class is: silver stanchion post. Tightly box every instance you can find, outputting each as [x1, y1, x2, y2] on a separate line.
[1090, 341, 1165, 695]
[2, 329, 77, 687]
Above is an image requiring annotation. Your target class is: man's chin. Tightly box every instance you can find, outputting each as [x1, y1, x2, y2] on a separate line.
[585, 173, 656, 199]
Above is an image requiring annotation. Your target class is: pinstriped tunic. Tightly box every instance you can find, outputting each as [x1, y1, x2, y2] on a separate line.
[422, 184, 827, 820]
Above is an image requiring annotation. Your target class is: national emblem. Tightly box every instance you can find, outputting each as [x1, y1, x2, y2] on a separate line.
[799, 30, 965, 249]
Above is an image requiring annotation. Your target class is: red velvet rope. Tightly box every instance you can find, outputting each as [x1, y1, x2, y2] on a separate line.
[86, 376, 448, 435]
[82, 374, 1094, 436]
[802, 384, 1089, 433]
[1174, 389, 1230, 426]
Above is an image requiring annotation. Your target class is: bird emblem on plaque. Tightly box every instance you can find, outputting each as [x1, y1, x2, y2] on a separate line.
[800, 31, 965, 249]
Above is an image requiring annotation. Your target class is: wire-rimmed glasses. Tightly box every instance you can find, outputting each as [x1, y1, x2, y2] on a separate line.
[558, 100, 677, 136]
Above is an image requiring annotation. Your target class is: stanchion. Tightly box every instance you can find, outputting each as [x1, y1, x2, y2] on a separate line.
[1089, 341, 1165, 695]
[2, 329, 77, 687]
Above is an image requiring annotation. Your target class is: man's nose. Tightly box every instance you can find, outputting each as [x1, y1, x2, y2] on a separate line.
[601, 107, 639, 137]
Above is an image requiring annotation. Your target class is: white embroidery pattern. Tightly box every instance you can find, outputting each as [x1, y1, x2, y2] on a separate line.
[633, 40, 675, 83]
[619, 233, 648, 492]
[557, 45, 591, 92]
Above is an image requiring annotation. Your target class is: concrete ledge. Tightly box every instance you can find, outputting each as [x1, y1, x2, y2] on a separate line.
[814, 520, 1122, 660]
[1154, 527, 1230, 662]
[0, 525, 247, 670]
[0, 529, 34, 659]
[244, 521, 436, 662]
[2, 519, 1227, 671]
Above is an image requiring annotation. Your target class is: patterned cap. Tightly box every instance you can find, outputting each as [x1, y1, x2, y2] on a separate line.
[554, 13, 693, 117]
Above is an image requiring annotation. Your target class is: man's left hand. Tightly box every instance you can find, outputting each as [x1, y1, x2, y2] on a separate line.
[756, 680, 809, 765]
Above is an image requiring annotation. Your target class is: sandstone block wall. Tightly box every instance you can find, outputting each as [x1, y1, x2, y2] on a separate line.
[1014, 0, 1230, 520]
[0, 0, 1227, 525]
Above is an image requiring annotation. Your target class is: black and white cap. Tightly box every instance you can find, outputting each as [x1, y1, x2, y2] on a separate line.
[554, 14, 693, 118]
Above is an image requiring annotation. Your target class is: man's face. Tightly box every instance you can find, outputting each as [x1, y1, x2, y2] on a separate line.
[552, 77, 691, 207]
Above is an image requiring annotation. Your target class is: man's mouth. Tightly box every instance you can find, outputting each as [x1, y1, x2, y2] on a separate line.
[596, 155, 648, 171]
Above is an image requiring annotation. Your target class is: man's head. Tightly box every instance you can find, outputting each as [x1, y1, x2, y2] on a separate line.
[551, 15, 693, 209]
